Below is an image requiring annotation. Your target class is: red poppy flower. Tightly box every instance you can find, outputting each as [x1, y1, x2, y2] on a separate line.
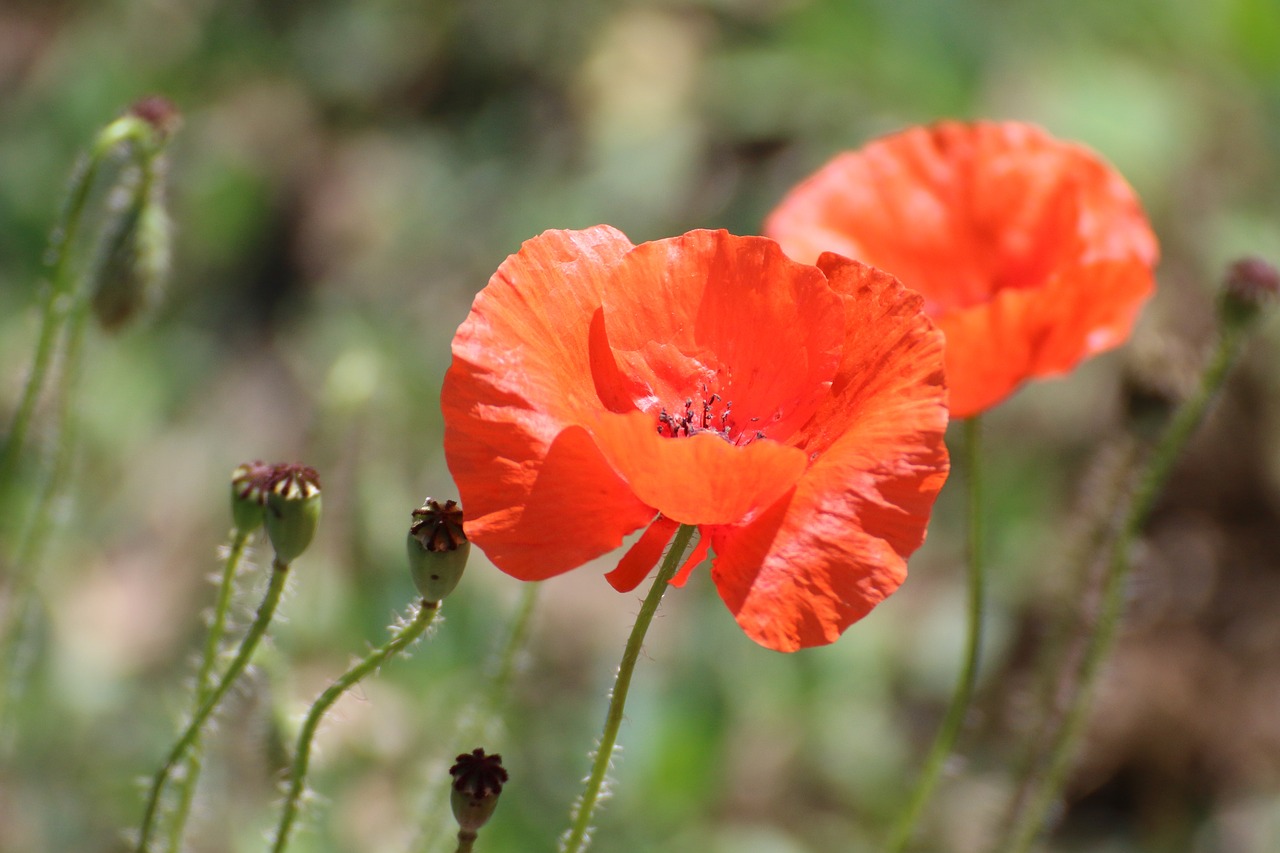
[441, 227, 949, 652]
[765, 121, 1159, 418]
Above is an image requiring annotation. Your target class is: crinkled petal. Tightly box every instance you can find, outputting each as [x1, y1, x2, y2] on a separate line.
[593, 230, 844, 440]
[795, 255, 948, 457]
[707, 255, 950, 652]
[941, 258, 1155, 416]
[442, 227, 655, 578]
[765, 121, 1157, 417]
[710, 424, 948, 652]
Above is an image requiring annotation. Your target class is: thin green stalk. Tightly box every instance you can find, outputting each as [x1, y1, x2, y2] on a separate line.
[0, 114, 162, 743]
[418, 583, 541, 853]
[997, 321, 1252, 853]
[886, 416, 985, 852]
[0, 294, 93, 745]
[0, 117, 151, 490]
[164, 529, 254, 852]
[560, 523, 696, 853]
[135, 558, 292, 853]
[473, 582, 540, 743]
[455, 830, 477, 853]
[270, 599, 441, 853]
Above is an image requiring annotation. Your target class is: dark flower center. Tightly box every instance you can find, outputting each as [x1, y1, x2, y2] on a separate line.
[654, 384, 765, 445]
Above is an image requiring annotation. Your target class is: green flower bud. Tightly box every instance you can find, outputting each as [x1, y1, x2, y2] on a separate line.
[449, 748, 507, 834]
[90, 177, 172, 331]
[264, 464, 322, 564]
[407, 498, 470, 602]
[229, 460, 272, 532]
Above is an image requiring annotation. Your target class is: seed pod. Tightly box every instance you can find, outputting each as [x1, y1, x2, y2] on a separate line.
[264, 464, 322, 563]
[407, 498, 469, 602]
[229, 460, 272, 532]
[449, 748, 507, 833]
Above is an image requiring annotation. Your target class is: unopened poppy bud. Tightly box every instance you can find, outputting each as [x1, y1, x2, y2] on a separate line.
[1219, 256, 1280, 329]
[264, 464, 322, 563]
[407, 498, 469, 602]
[449, 748, 507, 833]
[91, 178, 172, 331]
[230, 460, 272, 532]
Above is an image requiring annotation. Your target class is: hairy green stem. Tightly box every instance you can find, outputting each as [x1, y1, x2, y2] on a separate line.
[135, 558, 291, 852]
[998, 320, 1252, 853]
[164, 529, 253, 852]
[474, 582, 540, 742]
[270, 599, 440, 853]
[0, 114, 162, 744]
[887, 416, 985, 851]
[560, 523, 696, 853]
[417, 583, 541, 853]
[0, 116, 152, 491]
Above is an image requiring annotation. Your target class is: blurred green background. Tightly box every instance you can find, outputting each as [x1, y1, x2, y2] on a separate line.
[3, 0, 1280, 851]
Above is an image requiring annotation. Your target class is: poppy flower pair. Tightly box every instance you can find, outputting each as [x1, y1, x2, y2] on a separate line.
[441, 121, 1158, 651]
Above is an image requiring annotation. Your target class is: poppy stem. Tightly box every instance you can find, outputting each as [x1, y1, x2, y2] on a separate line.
[560, 522, 696, 853]
[270, 599, 441, 853]
[0, 114, 164, 745]
[996, 317, 1255, 853]
[885, 416, 985, 852]
[412, 583, 540, 853]
[164, 527, 254, 852]
[134, 558, 292, 853]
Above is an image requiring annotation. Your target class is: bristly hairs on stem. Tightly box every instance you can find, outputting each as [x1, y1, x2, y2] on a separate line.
[994, 257, 1279, 853]
[559, 522, 696, 853]
[414, 583, 541, 853]
[0, 97, 180, 752]
[269, 600, 442, 853]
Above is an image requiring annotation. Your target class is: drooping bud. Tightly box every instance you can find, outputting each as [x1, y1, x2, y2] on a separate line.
[264, 464, 322, 563]
[88, 97, 179, 332]
[449, 748, 508, 834]
[230, 460, 273, 532]
[90, 173, 172, 331]
[407, 498, 470, 602]
[1219, 256, 1280, 329]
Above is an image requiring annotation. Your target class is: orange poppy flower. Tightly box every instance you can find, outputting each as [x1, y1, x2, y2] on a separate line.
[765, 121, 1159, 418]
[442, 227, 949, 651]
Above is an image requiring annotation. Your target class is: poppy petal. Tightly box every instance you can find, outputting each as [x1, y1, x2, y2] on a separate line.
[593, 230, 845, 441]
[588, 410, 808, 526]
[940, 258, 1155, 416]
[795, 255, 948, 457]
[445, 423, 654, 580]
[765, 121, 1157, 418]
[710, 418, 949, 651]
[605, 515, 679, 592]
[709, 255, 949, 652]
[442, 227, 656, 578]
[670, 532, 711, 588]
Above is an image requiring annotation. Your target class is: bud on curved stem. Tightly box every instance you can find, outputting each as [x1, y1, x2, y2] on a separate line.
[135, 558, 291, 852]
[270, 599, 441, 853]
[408, 498, 470, 602]
[264, 464, 321, 563]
